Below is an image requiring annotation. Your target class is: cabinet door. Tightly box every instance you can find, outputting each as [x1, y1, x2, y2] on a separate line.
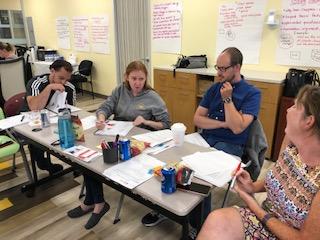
[172, 89, 196, 133]
[258, 102, 277, 158]
[175, 72, 197, 90]
[156, 87, 173, 122]
[154, 69, 173, 89]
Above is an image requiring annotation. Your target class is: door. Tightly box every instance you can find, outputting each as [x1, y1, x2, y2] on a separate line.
[114, 0, 151, 84]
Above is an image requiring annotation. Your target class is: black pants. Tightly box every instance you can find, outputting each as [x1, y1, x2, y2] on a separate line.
[189, 193, 211, 230]
[28, 144, 50, 169]
[83, 174, 105, 205]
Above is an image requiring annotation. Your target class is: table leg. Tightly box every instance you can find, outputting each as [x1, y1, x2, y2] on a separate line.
[113, 193, 125, 224]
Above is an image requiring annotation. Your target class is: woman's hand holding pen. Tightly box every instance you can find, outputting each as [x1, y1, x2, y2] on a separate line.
[233, 168, 254, 195]
[96, 114, 106, 130]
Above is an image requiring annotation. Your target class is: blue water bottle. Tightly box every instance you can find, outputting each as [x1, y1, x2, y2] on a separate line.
[58, 108, 75, 149]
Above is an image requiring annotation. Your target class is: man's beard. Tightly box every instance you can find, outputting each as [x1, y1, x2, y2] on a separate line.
[219, 73, 235, 84]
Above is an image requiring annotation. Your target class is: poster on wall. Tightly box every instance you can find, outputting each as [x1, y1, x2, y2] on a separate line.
[276, 0, 320, 67]
[152, 1, 182, 54]
[72, 16, 90, 52]
[56, 16, 71, 49]
[215, 0, 267, 64]
[91, 15, 110, 54]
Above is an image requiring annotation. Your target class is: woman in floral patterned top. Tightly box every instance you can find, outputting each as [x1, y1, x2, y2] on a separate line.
[197, 85, 320, 240]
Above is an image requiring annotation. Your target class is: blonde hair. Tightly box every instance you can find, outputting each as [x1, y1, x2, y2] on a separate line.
[0, 42, 15, 52]
[123, 61, 152, 90]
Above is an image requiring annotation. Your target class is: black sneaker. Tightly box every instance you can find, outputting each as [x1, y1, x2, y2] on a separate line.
[48, 163, 63, 175]
[141, 211, 167, 227]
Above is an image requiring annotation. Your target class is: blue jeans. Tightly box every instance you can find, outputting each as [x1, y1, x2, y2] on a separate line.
[213, 141, 244, 157]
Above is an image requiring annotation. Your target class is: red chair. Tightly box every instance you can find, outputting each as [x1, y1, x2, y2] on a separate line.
[4, 92, 26, 117]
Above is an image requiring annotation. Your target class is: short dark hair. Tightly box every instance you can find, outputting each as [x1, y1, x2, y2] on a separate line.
[49, 60, 73, 72]
[222, 47, 243, 67]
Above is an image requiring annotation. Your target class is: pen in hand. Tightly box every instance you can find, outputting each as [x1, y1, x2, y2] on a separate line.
[230, 161, 242, 189]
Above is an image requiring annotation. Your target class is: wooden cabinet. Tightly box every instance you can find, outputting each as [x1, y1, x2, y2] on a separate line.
[154, 69, 283, 159]
[247, 80, 283, 159]
[154, 70, 196, 133]
[272, 96, 294, 160]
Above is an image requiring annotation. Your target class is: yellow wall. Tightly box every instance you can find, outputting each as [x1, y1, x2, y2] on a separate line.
[151, 0, 318, 74]
[23, 0, 116, 96]
[21, 0, 318, 96]
[0, 0, 21, 10]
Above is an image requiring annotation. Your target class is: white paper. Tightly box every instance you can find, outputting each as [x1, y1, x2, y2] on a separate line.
[47, 91, 67, 113]
[0, 114, 29, 130]
[72, 16, 90, 52]
[66, 104, 82, 113]
[144, 140, 175, 155]
[215, 0, 267, 64]
[132, 129, 173, 147]
[276, 0, 320, 67]
[94, 120, 134, 136]
[81, 115, 96, 130]
[181, 151, 242, 187]
[91, 15, 110, 54]
[103, 154, 165, 189]
[64, 145, 102, 162]
[152, 1, 182, 54]
[184, 133, 210, 148]
[56, 16, 71, 49]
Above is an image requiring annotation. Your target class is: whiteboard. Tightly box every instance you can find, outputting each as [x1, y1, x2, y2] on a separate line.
[152, 1, 182, 54]
[72, 16, 90, 52]
[56, 16, 71, 49]
[276, 0, 320, 67]
[91, 15, 110, 54]
[215, 0, 267, 64]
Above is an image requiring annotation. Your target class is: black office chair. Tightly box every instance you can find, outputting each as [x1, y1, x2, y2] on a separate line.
[71, 60, 94, 99]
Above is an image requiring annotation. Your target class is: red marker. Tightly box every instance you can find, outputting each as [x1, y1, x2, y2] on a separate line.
[230, 161, 242, 188]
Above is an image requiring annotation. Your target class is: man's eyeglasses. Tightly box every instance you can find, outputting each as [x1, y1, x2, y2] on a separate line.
[214, 65, 233, 73]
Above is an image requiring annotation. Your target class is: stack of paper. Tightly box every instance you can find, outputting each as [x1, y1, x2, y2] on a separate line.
[94, 120, 134, 136]
[0, 114, 29, 130]
[103, 153, 165, 189]
[132, 129, 173, 147]
[181, 151, 242, 187]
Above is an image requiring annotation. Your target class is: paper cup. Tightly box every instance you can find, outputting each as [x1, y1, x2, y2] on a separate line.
[171, 123, 186, 146]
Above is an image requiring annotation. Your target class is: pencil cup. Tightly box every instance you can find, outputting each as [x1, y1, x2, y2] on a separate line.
[102, 142, 118, 164]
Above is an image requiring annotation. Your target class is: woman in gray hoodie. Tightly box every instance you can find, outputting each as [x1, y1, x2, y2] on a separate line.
[67, 60, 170, 230]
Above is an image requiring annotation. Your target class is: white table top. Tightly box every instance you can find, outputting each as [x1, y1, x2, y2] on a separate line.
[14, 111, 208, 217]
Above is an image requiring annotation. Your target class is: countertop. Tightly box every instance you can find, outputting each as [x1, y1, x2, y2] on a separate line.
[154, 65, 286, 84]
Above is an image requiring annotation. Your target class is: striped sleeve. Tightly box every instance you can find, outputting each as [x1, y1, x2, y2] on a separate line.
[65, 81, 76, 106]
[29, 75, 49, 96]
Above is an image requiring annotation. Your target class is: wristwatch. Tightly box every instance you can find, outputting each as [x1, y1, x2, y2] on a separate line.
[222, 97, 232, 104]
